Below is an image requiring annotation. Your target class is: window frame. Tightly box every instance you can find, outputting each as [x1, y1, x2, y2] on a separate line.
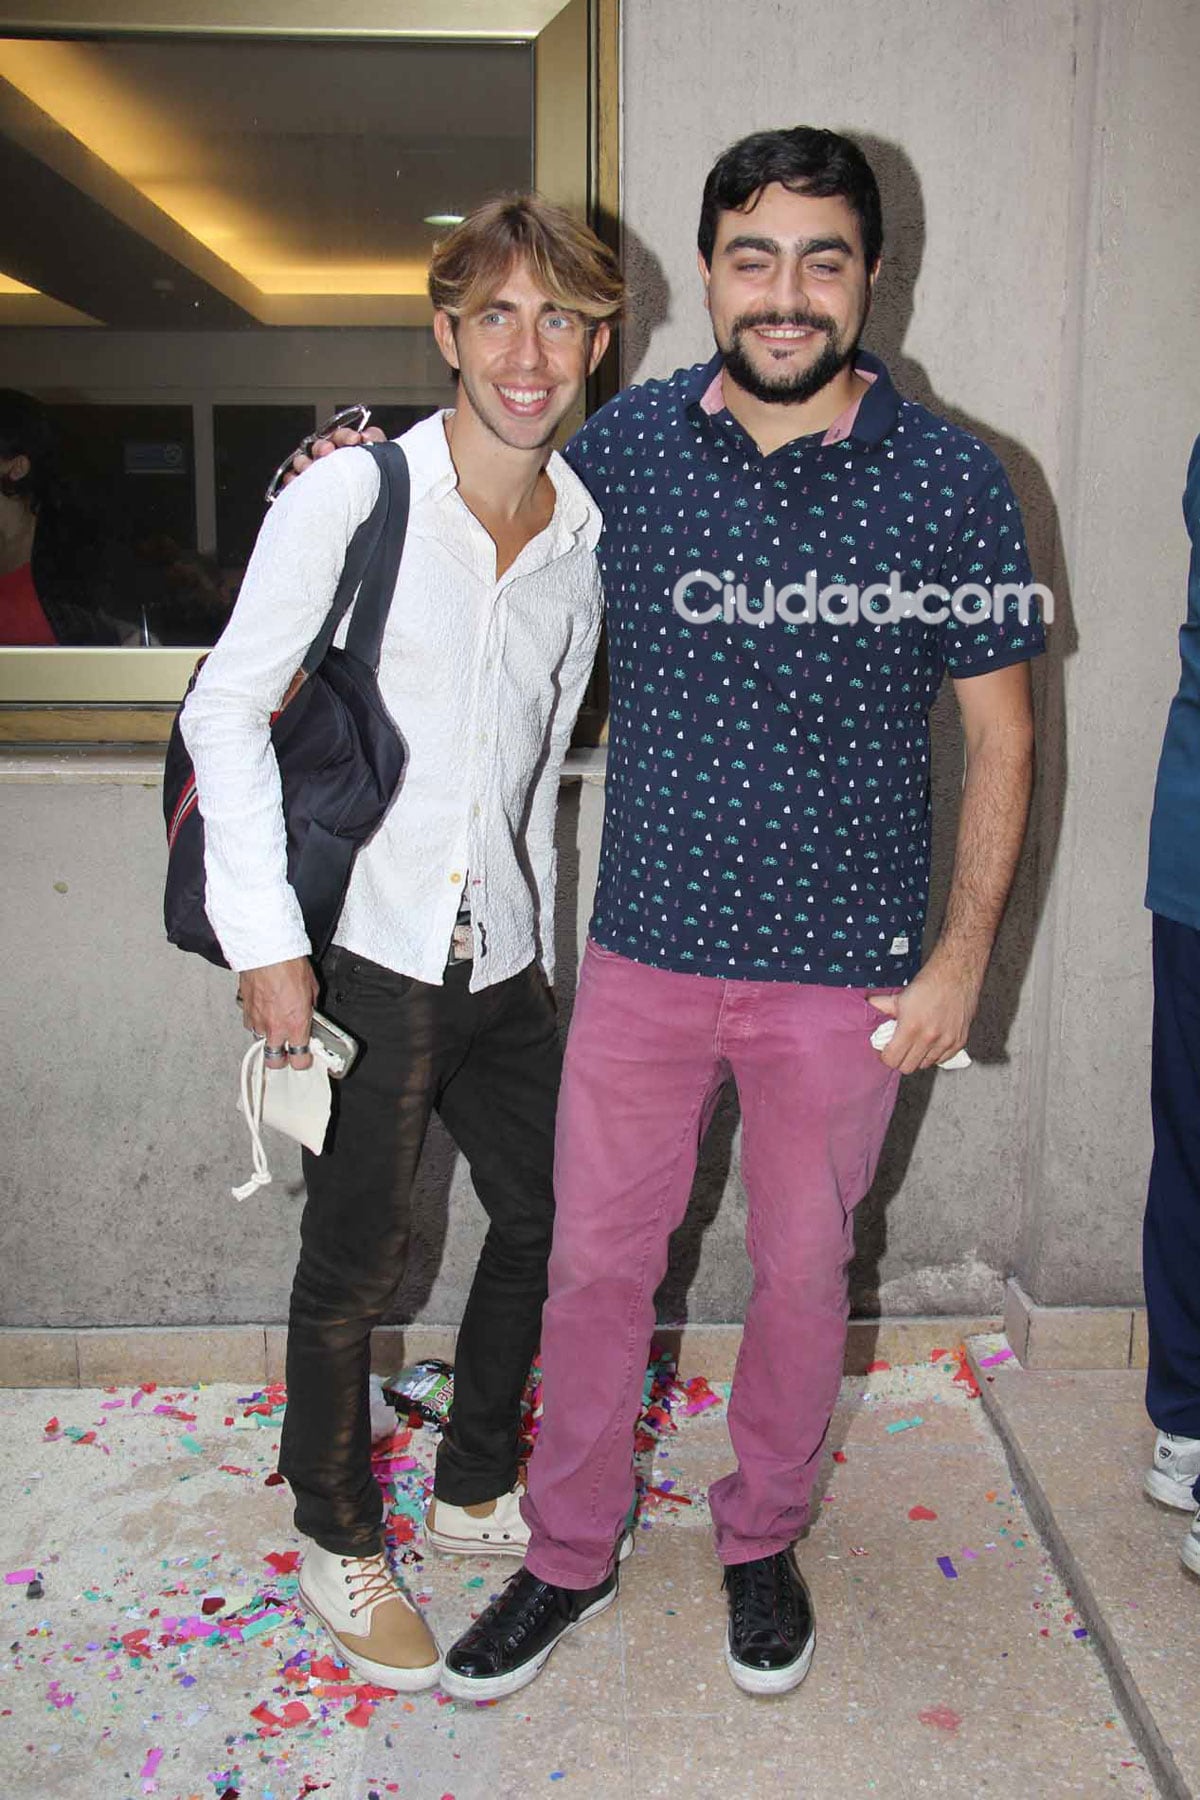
[0, 0, 619, 743]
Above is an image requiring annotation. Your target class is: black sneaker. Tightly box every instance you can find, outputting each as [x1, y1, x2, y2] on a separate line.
[723, 1548, 815, 1696]
[440, 1565, 618, 1701]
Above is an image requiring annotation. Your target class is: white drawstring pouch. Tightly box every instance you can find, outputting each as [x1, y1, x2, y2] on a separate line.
[233, 1037, 337, 1200]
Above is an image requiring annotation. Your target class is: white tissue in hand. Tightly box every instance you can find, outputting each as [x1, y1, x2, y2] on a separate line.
[869, 1016, 972, 1070]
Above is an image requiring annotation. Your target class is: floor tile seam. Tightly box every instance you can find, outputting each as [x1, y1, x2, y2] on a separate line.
[812, 1521, 905, 1776]
[606, 1570, 633, 1736]
[970, 1351, 1187, 1800]
[827, 1427, 1006, 1444]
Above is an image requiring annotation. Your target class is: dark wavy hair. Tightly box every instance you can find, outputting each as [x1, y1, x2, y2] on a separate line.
[0, 387, 60, 513]
[697, 128, 883, 271]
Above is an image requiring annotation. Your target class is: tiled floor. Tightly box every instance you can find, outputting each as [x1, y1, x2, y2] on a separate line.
[974, 1350, 1200, 1800]
[0, 1353, 1162, 1800]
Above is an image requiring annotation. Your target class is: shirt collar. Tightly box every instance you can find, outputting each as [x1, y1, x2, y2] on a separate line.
[398, 408, 600, 550]
[682, 346, 900, 447]
[397, 410, 462, 504]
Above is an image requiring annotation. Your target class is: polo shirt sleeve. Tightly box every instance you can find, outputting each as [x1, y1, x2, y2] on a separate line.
[937, 457, 1046, 677]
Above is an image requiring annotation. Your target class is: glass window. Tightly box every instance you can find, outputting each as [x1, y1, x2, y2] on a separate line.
[0, 3, 614, 741]
[0, 31, 532, 683]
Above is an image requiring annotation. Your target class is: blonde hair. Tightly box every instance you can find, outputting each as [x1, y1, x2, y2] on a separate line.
[428, 193, 624, 326]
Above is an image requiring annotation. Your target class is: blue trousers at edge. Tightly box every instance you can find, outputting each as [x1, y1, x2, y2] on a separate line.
[1144, 913, 1200, 1496]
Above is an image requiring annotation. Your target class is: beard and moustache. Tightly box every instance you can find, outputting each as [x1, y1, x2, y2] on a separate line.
[718, 306, 864, 406]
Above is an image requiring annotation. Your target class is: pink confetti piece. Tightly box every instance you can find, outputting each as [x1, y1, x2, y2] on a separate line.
[140, 1746, 164, 1780]
[5, 1568, 36, 1584]
[978, 1348, 1014, 1367]
[918, 1706, 962, 1733]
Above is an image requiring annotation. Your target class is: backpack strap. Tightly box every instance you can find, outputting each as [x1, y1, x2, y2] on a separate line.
[299, 441, 411, 677]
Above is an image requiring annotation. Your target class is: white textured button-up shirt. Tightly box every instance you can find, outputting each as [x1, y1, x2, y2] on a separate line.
[181, 412, 603, 989]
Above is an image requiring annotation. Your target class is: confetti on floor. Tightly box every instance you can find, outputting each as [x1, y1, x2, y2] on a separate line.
[0, 1344, 1162, 1799]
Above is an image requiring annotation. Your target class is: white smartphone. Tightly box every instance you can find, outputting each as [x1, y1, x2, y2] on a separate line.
[309, 1009, 359, 1079]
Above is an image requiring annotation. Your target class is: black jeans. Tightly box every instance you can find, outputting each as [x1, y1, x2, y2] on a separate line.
[278, 947, 560, 1556]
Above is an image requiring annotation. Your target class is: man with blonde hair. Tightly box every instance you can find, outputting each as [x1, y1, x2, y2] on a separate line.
[182, 195, 621, 1690]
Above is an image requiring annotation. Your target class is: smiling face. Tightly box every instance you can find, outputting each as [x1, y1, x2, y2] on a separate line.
[433, 259, 610, 453]
[699, 183, 878, 408]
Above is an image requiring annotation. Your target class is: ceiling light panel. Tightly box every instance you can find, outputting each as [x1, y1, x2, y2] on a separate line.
[0, 35, 532, 325]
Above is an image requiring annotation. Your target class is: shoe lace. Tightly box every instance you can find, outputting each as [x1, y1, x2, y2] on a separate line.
[726, 1555, 796, 1641]
[341, 1552, 402, 1620]
[468, 1569, 556, 1651]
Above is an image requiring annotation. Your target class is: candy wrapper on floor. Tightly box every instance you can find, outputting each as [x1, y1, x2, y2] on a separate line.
[381, 1359, 455, 1427]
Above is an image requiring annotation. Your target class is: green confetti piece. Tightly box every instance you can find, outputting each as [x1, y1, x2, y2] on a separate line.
[238, 1611, 282, 1640]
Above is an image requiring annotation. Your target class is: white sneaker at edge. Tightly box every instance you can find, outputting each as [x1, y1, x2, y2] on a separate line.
[425, 1486, 529, 1558]
[1143, 1431, 1200, 1511]
[1182, 1511, 1200, 1578]
[298, 1543, 441, 1691]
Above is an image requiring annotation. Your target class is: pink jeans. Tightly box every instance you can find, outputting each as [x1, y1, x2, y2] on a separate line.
[522, 940, 901, 1585]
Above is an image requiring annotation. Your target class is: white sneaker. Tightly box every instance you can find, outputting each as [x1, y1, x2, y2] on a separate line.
[298, 1543, 441, 1691]
[425, 1486, 530, 1558]
[1182, 1511, 1200, 1578]
[1144, 1432, 1200, 1511]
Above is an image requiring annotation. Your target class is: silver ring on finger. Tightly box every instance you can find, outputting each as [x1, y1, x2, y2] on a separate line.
[264, 1043, 287, 1058]
[284, 1042, 311, 1056]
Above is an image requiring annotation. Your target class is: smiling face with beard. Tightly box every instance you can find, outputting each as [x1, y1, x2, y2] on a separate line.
[720, 304, 854, 406]
[699, 183, 877, 418]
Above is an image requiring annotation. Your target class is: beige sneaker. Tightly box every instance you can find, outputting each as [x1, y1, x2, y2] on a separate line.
[425, 1486, 530, 1558]
[298, 1544, 441, 1691]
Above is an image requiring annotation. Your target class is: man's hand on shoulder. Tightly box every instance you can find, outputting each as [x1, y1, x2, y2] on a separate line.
[282, 423, 386, 489]
[237, 958, 319, 1069]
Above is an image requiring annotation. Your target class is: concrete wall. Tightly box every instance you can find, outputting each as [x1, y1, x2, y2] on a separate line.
[3, 0, 1199, 1329]
[1017, 0, 1200, 1303]
[0, 761, 605, 1330]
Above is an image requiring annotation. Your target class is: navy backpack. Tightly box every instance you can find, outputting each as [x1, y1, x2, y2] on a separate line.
[163, 441, 410, 968]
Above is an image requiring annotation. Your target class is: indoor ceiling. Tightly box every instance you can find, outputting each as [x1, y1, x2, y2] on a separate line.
[0, 34, 533, 329]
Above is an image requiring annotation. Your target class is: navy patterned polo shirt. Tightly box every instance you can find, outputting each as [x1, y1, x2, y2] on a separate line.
[563, 349, 1044, 985]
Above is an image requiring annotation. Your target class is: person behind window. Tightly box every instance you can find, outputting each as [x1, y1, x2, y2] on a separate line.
[0, 388, 123, 646]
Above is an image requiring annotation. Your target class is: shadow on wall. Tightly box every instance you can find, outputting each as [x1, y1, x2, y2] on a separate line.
[621, 135, 1075, 1322]
[849, 132, 1074, 1313]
